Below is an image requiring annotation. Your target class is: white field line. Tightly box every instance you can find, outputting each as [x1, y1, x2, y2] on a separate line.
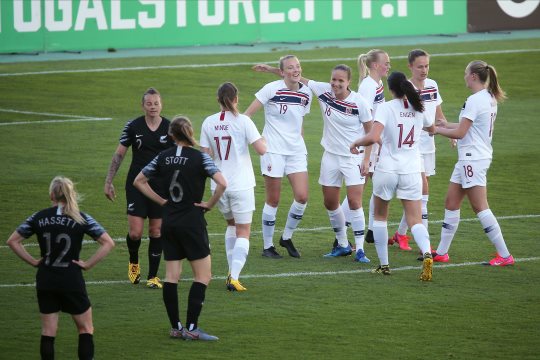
[0, 108, 112, 126]
[1, 214, 538, 249]
[1, 49, 539, 77]
[0, 257, 538, 288]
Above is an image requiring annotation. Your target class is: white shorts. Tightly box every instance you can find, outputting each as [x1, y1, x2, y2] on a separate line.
[319, 151, 366, 187]
[261, 152, 307, 177]
[450, 159, 491, 189]
[421, 152, 436, 176]
[369, 143, 380, 173]
[372, 171, 422, 201]
[215, 189, 255, 224]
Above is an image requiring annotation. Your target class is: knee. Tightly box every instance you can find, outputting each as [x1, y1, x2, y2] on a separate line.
[294, 193, 308, 204]
[77, 324, 94, 335]
[149, 228, 161, 238]
[128, 230, 143, 240]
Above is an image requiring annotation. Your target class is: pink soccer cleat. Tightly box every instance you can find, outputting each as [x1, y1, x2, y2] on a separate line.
[487, 254, 515, 266]
[389, 232, 412, 251]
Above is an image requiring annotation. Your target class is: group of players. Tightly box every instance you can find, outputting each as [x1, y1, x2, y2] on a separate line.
[6, 48, 515, 356]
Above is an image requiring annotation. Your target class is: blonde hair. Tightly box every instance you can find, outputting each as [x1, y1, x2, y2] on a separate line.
[357, 49, 387, 85]
[467, 60, 507, 103]
[49, 176, 85, 224]
[278, 55, 298, 70]
[169, 115, 197, 147]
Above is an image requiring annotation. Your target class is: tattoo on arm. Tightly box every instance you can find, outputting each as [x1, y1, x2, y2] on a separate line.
[106, 153, 124, 184]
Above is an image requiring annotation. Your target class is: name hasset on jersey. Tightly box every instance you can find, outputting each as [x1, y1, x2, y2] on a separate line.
[38, 216, 78, 229]
[165, 156, 188, 165]
[269, 89, 310, 106]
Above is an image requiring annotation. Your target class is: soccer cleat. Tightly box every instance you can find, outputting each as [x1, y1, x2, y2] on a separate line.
[332, 238, 354, 251]
[170, 328, 183, 339]
[128, 263, 141, 284]
[420, 252, 433, 281]
[146, 277, 162, 289]
[354, 249, 370, 263]
[279, 237, 301, 258]
[227, 279, 247, 292]
[389, 232, 412, 251]
[182, 328, 219, 341]
[433, 253, 450, 263]
[365, 229, 374, 244]
[324, 244, 352, 257]
[225, 273, 231, 286]
[372, 265, 391, 275]
[486, 254, 515, 266]
[261, 246, 283, 259]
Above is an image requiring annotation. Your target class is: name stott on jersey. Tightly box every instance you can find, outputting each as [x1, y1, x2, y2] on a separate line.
[308, 80, 372, 156]
[119, 116, 174, 185]
[457, 89, 497, 161]
[200, 111, 262, 192]
[16, 206, 106, 291]
[255, 80, 312, 155]
[417, 79, 443, 154]
[142, 146, 220, 225]
[375, 99, 433, 174]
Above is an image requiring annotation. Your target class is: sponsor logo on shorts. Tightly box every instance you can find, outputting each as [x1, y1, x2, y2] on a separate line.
[267, 164, 272, 172]
[128, 203, 135, 212]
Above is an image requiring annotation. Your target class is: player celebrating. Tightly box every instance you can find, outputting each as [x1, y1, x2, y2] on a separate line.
[350, 71, 435, 281]
[104, 87, 174, 289]
[6, 176, 115, 360]
[432, 60, 514, 266]
[200, 82, 266, 291]
[134, 116, 227, 341]
[245, 55, 312, 259]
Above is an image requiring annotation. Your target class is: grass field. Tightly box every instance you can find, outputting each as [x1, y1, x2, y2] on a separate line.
[1, 37, 539, 359]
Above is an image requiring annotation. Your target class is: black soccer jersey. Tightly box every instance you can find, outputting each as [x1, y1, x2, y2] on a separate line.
[16, 206, 106, 291]
[142, 146, 220, 226]
[119, 116, 174, 186]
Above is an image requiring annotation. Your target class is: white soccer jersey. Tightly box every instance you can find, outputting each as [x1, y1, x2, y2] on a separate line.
[375, 99, 433, 174]
[358, 76, 385, 115]
[457, 89, 497, 161]
[417, 78, 443, 154]
[255, 80, 312, 155]
[308, 80, 372, 156]
[200, 111, 262, 191]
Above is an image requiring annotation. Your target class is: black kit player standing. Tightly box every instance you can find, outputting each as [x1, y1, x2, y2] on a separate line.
[134, 116, 227, 341]
[6, 176, 115, 360]
[104, 87, 174, 289]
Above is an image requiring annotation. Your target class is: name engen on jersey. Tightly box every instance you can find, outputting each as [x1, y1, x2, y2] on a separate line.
[38, 216, 77, 229]
[400, 111, 415, 118]
[2, 0, 449, 33]
[165, 156, 188, 165]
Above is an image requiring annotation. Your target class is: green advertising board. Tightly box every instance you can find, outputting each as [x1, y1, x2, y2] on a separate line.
[0, 0, 466, 53]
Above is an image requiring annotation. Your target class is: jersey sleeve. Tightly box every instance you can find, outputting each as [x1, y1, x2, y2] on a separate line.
[356, 95, 373, 123]
[358, 82, 375, 112]
[119, 120, 133, 147]
[244, 116, 262, 144]
[15, 212, 38, 238]
[303, 86, 313, 115]
[461, 95, 479, 122]
[81, 213, 106, 240]
[433, 80, 443, 106]
[141, 154, 160, 180]
[199, 119, 211, 148]
[201, 152, 220, 178]
[307, 80, 330, 97]
[422, 111, 434, 127]
[255, 82, 273, 105]
[374, 103, 389, 127]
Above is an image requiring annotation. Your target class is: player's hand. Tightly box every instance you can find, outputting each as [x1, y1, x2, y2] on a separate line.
[449, 138, 457, 148]
[360, 161, 370, 177]
[72, 259, 90, 270]
[104, 183, 116, 202]
[194, 202, 212, 212]
[33, 257, 43, 267]
[252, 64, 272, 72]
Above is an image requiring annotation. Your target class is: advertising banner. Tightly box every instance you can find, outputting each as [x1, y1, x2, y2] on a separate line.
[468, 0, 540, 32]
[0, 0, 467, 53]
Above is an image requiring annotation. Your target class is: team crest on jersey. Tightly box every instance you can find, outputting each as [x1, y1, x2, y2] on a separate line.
[346, 107, 352, 115]
[301, 98, 308, 106]
[430, 93, 435, 100]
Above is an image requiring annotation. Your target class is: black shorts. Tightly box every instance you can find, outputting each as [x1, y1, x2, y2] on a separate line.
[162, 224, 211, 261]
[125, 183, 164, 219]
[37, 289, 91, 315]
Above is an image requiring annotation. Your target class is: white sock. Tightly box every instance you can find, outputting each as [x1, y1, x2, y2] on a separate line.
[327, 208, 348, 247]
[368, 194, 375, 231]
[436, 209, 460, 255]
[230, 237, 249, 281]
[411, 223, 431, 255]
[397, 211, 408, 235]
[225, 226, 236, 271]
[282, 200, 306, 240]
[341, 197, 351, 225]
[350, 208, 365, 252]
[373, 220, 389, 266]
[262, 203, 277, 250]
[422, 195, 429, 230]
[477, 209, 510, 258]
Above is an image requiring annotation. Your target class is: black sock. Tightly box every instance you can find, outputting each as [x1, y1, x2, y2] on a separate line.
[186, 282, 207, 331]
[147, 236, 162, 279]
[78, 333, 94, 360]
[163, 282, 180, 329]
[40, 335, 55, 360]
[126, 234, 141, 264]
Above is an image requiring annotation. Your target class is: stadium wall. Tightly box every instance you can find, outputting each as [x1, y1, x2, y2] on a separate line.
[0, 0, 538, 54]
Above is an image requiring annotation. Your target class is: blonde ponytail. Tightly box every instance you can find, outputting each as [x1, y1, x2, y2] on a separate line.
[49, 176, 85, 224]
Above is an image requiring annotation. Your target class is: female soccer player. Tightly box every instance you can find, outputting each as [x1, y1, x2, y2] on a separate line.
[134, 116, 227, 341]
[245, 55, 312, 259]
[104, 87, 174, 289]
[350, 71, 435, 281]
[432, 60, 514, 266]
[200, 82, 266, 291]
[6, 176, 115, 359]
[253, 63, 373, 262]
